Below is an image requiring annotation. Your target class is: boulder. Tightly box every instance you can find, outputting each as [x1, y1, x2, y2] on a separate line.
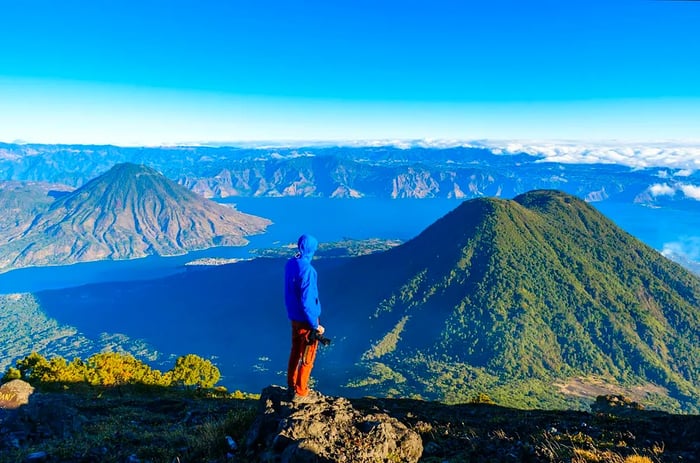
[0, 379, 34, 409]
[245, 386, 423, 463]
[592, 394, 644, 414]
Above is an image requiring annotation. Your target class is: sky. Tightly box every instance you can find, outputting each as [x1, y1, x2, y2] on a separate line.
[1, 0, 700, 146]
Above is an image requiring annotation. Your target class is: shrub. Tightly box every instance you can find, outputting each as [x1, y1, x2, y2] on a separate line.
[169, 354, 221, 389]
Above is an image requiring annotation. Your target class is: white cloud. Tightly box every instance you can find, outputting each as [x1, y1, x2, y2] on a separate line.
[645, 182, 700, 201]
[489, 141, 700, 170]
[649, 183, 676, 197]
[674, 169, 694, 177]
[336, 139, 700, 171]
[267, 151, 315, 160]
[661, 237, 700, 261]
[411, 139, 700, 171]
[679, 184, 700, 200]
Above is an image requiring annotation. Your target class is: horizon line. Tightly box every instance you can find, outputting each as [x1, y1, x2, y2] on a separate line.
[4, 137, 700, 150]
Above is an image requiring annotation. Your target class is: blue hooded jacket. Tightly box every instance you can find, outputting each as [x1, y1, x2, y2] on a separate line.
[284, 234, 321, 329]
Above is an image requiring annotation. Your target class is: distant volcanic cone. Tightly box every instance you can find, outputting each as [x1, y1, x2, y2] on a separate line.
[0, 163, 271, 271]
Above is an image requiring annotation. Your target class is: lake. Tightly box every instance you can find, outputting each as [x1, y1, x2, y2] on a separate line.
[0, 198, 460, 293]
[1, 197, 698, 294]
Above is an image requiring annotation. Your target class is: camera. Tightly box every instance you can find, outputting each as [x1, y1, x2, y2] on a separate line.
[309, 329, 331, 346]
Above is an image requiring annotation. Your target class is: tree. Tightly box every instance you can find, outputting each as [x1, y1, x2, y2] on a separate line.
[1, 367, 21, 383]
[86, 352, 156, 386]
[16, 352, 52, 381]
[168, 354, 221, 389]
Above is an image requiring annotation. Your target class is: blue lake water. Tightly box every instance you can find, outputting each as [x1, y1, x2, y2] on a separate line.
[0, 198, 461, 293]
[0, 197, 698, 294]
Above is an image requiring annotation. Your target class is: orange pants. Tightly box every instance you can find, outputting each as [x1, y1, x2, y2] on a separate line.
[287, 320, 318, 396]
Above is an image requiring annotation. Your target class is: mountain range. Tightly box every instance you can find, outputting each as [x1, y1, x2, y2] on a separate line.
[23, 190, 700, 412]
[2, 142, 698, 204]
[0, 163, 270, 272]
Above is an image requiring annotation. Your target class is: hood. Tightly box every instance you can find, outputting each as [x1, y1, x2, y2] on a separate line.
[297, 234, 318, 259]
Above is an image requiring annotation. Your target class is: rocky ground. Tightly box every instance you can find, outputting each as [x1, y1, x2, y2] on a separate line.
[0, 382, 698, 463]
[350, 395, 700, 463]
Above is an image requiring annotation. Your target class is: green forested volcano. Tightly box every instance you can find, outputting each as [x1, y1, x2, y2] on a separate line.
[329, 190, 700, 411]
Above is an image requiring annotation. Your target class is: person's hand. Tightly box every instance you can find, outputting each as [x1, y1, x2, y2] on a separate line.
[316, 324, 325, 335]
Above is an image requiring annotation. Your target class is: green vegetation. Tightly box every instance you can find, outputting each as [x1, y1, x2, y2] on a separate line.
[169, 353, 221, 388]
[468, 392, 495, 404]
[343, 191, 700, 412]
[346, 362, 407, 390]
[3, 351, 221, 389]
[362, 316, 409, 360]
[0, 293, 87, 372]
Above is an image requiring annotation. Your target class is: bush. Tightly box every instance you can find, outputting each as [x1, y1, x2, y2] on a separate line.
[4, 352, 221, 389]
[469, 392, 495, 404]
[1, 366, 21, 383]
[169, 354, 221, 389]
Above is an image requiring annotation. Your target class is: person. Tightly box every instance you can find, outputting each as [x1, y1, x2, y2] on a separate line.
[284, 233, 324, 402]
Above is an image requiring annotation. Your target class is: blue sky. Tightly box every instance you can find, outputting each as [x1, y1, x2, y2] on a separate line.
[1, 0, 699, 145]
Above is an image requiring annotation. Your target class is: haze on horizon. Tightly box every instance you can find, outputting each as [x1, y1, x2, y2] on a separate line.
[1, 0, 699, 147]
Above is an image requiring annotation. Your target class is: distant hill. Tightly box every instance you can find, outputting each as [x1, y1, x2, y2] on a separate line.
[0, 163, 270, 272]
[0, 181, 72, 244]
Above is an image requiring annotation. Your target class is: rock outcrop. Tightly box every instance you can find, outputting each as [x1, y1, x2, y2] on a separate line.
[0, 380, 34, 409]
[245, 385, 422, 463]
[591, 394, 645, 414]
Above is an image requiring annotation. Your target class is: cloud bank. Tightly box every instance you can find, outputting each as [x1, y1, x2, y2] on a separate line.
[324, 139, 700, 171]
[477, 141, 700, 171]
[661, 237, 700, 275]
[648, 182, 700, 201]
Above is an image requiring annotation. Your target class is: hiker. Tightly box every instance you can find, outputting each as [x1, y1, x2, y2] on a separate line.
[284, 233, 324, 402]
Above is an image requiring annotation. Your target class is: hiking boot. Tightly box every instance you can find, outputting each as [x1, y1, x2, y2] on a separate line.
[292, 390, 320, 404]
